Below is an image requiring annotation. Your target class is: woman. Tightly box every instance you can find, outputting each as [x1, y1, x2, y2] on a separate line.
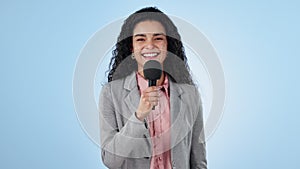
[99, 7, 207, 169]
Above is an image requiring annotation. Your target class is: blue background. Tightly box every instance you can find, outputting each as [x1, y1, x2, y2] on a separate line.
[1, 0, 299, 168]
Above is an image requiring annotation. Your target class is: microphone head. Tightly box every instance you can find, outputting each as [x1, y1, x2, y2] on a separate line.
[143, 60, 162, 81]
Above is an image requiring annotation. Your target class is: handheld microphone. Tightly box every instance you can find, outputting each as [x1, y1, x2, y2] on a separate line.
[143, 60, 162, 110]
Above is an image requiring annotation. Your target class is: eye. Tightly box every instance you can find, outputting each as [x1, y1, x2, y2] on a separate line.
[154, 36, 165, 41]
[136, 38, 145, 41]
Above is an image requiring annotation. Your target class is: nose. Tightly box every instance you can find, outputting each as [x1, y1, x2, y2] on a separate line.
[145, 39, 155, 49]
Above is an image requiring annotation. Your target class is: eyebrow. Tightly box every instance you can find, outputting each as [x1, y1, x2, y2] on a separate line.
[133, 33, 166, 37]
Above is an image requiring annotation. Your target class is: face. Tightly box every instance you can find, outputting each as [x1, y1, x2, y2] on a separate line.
[132, 20, 168, 74]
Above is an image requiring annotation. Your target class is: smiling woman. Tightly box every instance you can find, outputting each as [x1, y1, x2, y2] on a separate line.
[99, 7, 207, 169]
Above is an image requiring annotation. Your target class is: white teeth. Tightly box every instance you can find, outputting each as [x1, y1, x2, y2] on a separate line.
[142, 53, 158, 57]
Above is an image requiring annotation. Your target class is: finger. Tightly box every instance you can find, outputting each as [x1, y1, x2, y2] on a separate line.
[143, 96, 159, 102]
[143, 99, 158, 107]
[141, 94, 159, 103]
[143, 90, 160, 97]
[149, 96, 160, 102]
[144, 86, 160, 92]
[140, 97, 152, 108]
[144, 92, 159, 98]
[152, 101, 158, 106]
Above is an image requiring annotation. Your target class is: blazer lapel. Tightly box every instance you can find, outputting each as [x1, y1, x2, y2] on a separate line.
[169, 80, 190, 148]
[123, 72, 140, 118]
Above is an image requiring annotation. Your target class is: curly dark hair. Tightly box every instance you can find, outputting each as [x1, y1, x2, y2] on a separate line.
[107, 7, 194, 85]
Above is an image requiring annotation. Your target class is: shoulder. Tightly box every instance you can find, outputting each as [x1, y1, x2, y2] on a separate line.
[102, 71, 136, 91]
[177, 83, 198, 92]
[100, 72, 136, 97]
[176, 83, 200, 98]
[101, 78, 125, 94]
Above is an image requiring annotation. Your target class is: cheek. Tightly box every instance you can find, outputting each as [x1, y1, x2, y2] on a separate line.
[132, 44, 142, 52]
[161, 45, 168, 54]
[159, 41, 168, 50]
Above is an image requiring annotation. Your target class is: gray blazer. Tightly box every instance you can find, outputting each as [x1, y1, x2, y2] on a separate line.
[99, 72, 207, 169]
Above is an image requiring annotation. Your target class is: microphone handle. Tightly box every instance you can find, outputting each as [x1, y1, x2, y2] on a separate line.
[148, 80, 157, 110]
[148, 80, 156, 87]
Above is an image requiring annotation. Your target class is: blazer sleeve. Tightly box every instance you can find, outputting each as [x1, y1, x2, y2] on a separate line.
[99, 84, 151, 168]
[190, 88, 207, 169]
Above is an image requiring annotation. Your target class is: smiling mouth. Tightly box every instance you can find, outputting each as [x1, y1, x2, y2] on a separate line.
[142, 52, 159, 58]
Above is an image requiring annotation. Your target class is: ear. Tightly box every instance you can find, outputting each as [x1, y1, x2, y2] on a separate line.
[130, 44, 133, 53]
[130, 45, 134, 53]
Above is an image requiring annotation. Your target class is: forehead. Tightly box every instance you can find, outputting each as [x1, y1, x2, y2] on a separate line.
[133, 20, 166, 35]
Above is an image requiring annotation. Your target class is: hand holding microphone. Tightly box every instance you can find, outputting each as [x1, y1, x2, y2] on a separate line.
[136, 60, 162, 121]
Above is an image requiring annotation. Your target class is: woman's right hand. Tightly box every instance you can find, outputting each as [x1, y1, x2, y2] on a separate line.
[135, 86, 161, 121]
